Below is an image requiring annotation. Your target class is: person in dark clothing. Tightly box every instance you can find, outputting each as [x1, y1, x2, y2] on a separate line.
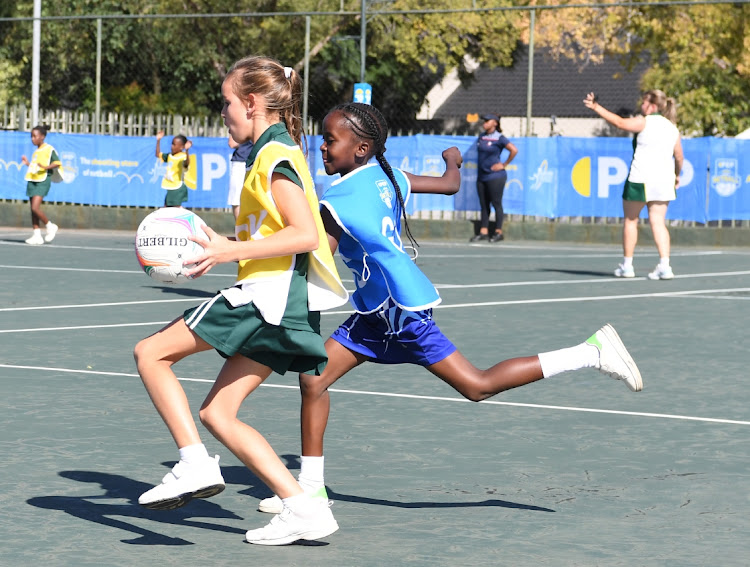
[470, 113, 517, 243]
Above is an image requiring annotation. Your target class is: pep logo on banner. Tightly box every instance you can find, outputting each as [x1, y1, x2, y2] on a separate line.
[571, 156, 628, 198]
[570, 155, 695, 198]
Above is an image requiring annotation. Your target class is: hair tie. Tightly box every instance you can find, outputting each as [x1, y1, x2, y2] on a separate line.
[283, 66, 293, 79]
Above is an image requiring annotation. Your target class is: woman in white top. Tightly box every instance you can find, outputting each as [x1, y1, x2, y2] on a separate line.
[584, 90, 683, 280]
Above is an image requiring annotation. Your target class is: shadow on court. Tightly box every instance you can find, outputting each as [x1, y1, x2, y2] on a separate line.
[27, 469, 246, 546]
[26, 460, 554, 547]
[148, 286, 216, 298]
[537, 268, 615, 277]
[326, 488, 555, 513]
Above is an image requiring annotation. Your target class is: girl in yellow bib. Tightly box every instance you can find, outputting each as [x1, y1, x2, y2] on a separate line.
[21, 125, 61, 245]
[134, 55, 348, 546]
[155, 131, 191, 207]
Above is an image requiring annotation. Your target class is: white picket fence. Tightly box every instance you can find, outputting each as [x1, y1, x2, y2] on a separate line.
[2, 105, 227, 138]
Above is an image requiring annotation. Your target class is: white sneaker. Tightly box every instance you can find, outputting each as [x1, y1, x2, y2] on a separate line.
[647, 265, 674, 280]
[25, 232, 44, 245]
[587, 324, 643, 392]
[245, 494, 339, 546]
[614, 263, 635, 278]
[258, 485, 330, 514]
[138, 455, 225, 510]
[44, 222, 58, 243]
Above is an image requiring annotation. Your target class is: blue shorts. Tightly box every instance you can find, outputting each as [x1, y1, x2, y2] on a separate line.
[330, 304, 456, 366]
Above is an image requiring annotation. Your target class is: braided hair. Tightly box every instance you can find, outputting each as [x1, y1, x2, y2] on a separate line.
[330, 102, 418, 250]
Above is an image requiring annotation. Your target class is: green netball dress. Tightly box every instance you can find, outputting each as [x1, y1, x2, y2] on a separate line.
[182, 124, 347, 375]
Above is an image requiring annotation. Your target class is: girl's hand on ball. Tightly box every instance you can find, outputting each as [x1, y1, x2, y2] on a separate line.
[184, 225, 234, 277]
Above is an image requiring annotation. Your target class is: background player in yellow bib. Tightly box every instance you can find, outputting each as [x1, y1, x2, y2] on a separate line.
[21, 125, 61, 245]
[155, 130, 192, 207]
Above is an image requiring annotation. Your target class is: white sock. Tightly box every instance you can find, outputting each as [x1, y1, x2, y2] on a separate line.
[538, 341, 600, 378]
[298, 456, 325, 490]
[622, 256, 633, 268]
[178, 443, 210, 464]
[32, 228, 41, 236]
[282, 491, 320, 517]
[659, 257, 670, 269]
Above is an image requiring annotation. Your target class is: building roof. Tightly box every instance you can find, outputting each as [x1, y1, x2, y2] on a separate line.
[431, 45, 650, 121]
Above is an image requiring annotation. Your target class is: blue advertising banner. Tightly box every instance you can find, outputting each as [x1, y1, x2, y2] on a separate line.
[706, 138, 750, 221]
[669, 137, 709, 224]
[2, 131, 749, 222]
[0, 131, 234, 208]
[508, 138, 557, 218]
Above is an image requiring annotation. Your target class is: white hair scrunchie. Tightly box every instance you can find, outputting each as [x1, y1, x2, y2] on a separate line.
[283, 66, 293, 79]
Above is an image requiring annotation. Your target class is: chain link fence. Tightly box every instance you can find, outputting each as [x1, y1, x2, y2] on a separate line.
[3, 1, 745, 138]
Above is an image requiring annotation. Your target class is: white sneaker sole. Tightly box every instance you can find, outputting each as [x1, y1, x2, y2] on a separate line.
[647, 272, 674, 280]
[245, 518, 339, 546]
[598, 324, 643, 392]
[139, 483, 225, 511]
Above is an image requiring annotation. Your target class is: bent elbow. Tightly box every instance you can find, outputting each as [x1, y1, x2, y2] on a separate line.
[300, 231, 321, 253]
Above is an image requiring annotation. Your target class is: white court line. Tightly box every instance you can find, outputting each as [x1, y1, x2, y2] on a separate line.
[1, 271, 748, 314]
[431, 287, 750, 309]
[434, 270, 750, 289]
[0, 236, 731, 255]
[0, 298, 199, 312]
[2, 287, 749, 333]
[680, 293, 750, 301]
[0, 321, 175, 333]
[0, 240, 130, 252]
[420, 250, 727, 259]
[0, 362, 748, 427]
[0, 264, 230, 277]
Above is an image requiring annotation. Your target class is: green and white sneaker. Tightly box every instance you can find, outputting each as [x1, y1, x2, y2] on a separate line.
[587, 324, 643, 392]
[259, 485, 330, 514]
[246, 491, 339, 546]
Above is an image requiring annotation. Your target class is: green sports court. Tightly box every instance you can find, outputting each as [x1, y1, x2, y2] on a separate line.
[1, 226, 748, 566]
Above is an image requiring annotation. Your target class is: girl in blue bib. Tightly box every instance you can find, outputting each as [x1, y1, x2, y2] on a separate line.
[257, 102, 645, 519]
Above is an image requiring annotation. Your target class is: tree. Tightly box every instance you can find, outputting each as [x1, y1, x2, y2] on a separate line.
[4, 1, 745, 136]
[533, 0, 750, 136]
[0, 0, 526, 129]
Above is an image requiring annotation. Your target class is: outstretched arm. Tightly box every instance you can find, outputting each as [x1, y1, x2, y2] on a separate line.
[406, 146, 462, 195]
[583, 92, 645, 134]
[155, 130, 164, 158]
[183, 140, 192, 167]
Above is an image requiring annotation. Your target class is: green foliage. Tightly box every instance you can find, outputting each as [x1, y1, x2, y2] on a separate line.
[634, 3, 750, 136]
[535, 1, 750, 137]
[1, 1, 747, 136]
